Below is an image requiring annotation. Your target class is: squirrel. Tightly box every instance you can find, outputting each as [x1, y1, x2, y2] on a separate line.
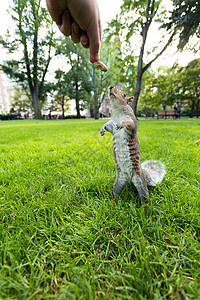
[100, 86, 166, 207]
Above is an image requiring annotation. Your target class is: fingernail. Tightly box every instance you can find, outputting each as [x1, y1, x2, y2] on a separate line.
[93, 53, 100, 62]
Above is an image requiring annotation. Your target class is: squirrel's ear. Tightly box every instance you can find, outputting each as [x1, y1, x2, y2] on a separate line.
[127, 96, 133, 104]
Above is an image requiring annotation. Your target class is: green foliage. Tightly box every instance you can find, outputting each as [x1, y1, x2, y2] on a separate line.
[140, 66, 182, 108]
[105, 0, 178, 114]
[0, 113, 22, 120]
[11, 87, 32, 114]
[104, 13, 138, 93]
[121, 0, 162, 30]
[179, 58, 200, 117]
[57, 40, 93, 117]
[140, 59, 200, 117]
[0, 0, 60, 118]
[103, 32, 137, 95]
[97, 35, 132, 104]
[57, 35, 127, 118]
[108, 0, 162, 39]
[51, 69, 72, 118]
[0, 119, 200, 298]
[137, 104, 157, 117]
[164, 0, 200, 50]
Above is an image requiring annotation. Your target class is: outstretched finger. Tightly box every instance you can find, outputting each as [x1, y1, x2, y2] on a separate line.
[88, 28, 101, 63]
[87, 17, 101, 63]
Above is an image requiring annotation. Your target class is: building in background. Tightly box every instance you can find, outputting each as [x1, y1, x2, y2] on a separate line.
[0, 70, 12, 113]
[101, 96, 110, 117]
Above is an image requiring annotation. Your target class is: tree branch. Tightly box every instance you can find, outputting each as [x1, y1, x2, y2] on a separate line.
[142, 28, 178, 74]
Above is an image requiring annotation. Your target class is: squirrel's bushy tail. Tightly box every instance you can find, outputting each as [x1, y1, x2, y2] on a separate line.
[141, 160, 166, 186]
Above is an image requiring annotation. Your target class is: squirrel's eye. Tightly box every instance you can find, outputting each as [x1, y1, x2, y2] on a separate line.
[122, 92, 126, 97]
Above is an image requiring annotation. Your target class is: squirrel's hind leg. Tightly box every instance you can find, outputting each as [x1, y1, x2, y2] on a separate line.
[132, 174, 149, 205]
[113, 171, 127, 198]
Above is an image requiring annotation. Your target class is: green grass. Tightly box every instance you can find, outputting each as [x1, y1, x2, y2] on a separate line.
[0, 118, 199, 299]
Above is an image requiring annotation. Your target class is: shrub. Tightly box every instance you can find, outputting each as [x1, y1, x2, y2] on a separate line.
[0, 113, 22, 120]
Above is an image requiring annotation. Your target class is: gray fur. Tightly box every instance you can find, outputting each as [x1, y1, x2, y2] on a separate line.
[100, 86, 165, 205]
[141, 160, 166, 186]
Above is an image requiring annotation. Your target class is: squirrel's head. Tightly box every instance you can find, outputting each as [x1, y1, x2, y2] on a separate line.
[109, 86, 133, 107]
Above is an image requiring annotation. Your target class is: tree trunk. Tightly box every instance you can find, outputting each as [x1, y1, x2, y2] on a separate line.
[196, 100, 199, 118]
[133, 61, 143, 115]
[32, 2, 42, 119]
[61, 96, 65, 119]
[93, 64, 99, 119]
[132, 0, 152, 115]
[90, 108, 94, 118]
[75, 81, 81, 118]
[190, 101, 195, 118]
[132, 0, 177, 115]
[32, 85, 42, 119]
[89, 99, 94, 118]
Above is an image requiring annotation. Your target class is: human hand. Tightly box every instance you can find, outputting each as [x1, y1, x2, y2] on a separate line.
[46, 0, 101, 63]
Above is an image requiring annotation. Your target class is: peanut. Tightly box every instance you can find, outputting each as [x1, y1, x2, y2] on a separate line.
[95, 61, 108, 72]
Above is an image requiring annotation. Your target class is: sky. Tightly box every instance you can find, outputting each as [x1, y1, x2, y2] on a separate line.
[0, 0, 198, 70]
[97, 0, 123, 28]
[0, 0, 122, 33]
[97, 0, 198, 69]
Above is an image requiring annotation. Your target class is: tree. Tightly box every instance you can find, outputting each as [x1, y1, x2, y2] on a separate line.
[180, 59, 200, 118]
[58, 37, 122, 119]
[164, 0, 200, 50]
[0, 0, 59, 119]
[54, 32, 133, 120]
[91, 35, 126, 119]
[139, 59, 200, 118]
[139, 66, 182, 109]
[51, 70, 71, 118]
[11, 87, 32, 114]
[107, 0, 177, 114]
[58, 40, 93, 118]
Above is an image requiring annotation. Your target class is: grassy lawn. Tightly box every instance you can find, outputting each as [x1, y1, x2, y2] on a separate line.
[0, 118, 199, 299]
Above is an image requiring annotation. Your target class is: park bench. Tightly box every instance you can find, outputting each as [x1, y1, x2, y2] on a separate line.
[157, 110, 176, 119]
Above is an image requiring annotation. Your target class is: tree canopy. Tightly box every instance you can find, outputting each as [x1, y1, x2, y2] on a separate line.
[0, 0, 199, 119]
[139, 58, 200, 118]
[106, 0, 178, 114]
[165, 0, 200, 50]
[0, 0, 60, 119]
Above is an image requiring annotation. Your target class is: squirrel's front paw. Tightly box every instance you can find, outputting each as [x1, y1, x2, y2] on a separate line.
[122, 121, 135, 132]
[115, 124, 124, 130]
[100, 127, 106, 136]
